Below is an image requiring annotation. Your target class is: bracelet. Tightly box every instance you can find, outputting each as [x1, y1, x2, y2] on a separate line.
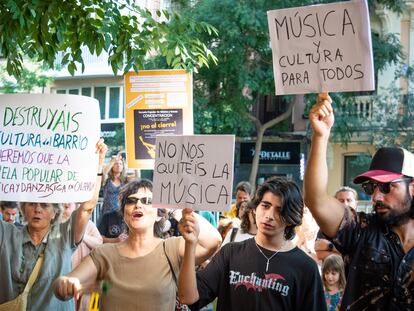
[97, 172, 103, 176]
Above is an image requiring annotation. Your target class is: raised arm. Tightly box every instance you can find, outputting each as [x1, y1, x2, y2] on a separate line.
[74, 139, 107, 244]
[82, 221, 103, 250]
[177, 208, 200, 305]
[176, 209, 222, 266]
[53, 256, 98, 301]
[304, 93, 344, 238]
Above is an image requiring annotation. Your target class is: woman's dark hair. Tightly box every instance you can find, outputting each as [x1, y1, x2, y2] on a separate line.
[239, 200, 255, 233]
[118, 179, 166, 237]
[251, 177, 303, 240]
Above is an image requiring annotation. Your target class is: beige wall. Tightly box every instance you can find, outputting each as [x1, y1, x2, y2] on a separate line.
[49, 76, 123, 91]
[327, 143, 376, 196]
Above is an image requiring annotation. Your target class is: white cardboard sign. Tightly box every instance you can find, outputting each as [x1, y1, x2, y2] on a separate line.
[268, 0, 374, 95]
[0, 94, 100, 202]
[152, 135, 235, 212]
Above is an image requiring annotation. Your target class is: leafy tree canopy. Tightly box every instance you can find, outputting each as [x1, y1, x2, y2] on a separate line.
[0, 0, 218, 78]
[152, 0, 409, 187]
[173, 0, 406, 137]
[0, 64, 52, 93]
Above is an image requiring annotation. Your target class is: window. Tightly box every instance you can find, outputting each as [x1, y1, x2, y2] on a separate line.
[343, 154, 371, 201]
[52, 85, 124, 122]
[94, 87, 106, 119]
[82, 87, 91, 96]
[109, 87, 121, 118]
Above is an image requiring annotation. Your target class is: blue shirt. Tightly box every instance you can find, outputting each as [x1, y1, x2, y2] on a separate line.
[324, 290, 342, 311]
[101, 179, 124, 214]
[198, 211, 217, 228]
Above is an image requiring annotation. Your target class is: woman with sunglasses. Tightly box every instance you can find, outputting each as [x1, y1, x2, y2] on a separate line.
[53, 179, 222, 311]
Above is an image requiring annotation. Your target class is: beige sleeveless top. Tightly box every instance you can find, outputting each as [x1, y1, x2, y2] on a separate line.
[90, 237, 182, 311]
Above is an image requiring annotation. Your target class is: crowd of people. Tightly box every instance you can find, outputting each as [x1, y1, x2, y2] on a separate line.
[0, 93, 413, 311]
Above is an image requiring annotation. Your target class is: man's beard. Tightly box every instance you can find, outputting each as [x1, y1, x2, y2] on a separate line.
[373, 193, 413, 226]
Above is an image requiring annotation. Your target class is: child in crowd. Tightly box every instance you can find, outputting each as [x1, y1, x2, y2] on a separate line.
[322, 254, 346, 311]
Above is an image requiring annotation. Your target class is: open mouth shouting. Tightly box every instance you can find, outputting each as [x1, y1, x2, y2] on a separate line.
[132, 211, 143, 220]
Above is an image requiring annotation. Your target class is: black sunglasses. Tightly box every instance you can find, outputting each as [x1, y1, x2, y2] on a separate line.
[125, 197, 152, 205]
[361, 178, 411, 195]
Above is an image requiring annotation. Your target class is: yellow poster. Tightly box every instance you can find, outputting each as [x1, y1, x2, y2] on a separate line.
[124, 70, 193, 169]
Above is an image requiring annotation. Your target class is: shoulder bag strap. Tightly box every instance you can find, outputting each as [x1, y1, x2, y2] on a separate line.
[163, 240, 177, 285]
[22, 253, 44, 294]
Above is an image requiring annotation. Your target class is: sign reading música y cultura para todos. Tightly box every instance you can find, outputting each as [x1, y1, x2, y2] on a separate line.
[267, 0, 374, 95]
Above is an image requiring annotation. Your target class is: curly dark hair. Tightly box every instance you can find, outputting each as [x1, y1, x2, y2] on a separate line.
[250, 177, 303, 240]
[118, 179, 166, 237]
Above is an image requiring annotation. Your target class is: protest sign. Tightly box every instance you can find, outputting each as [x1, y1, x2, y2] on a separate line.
[268, 0, 374, 95]
[152, 135, 235, 212]
[0, 94, 100, 202]
[124, 70, 193, 169]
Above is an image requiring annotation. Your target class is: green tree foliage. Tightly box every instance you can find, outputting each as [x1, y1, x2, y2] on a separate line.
[0, 64, 52, 93]
[172, 0, 407, 187]
[180, 0, 405, 136]
[331, 82, 414, 150]
[173, 0, 317, 187]
[104, 124, 126, 156]
[0, 0, 218, 78]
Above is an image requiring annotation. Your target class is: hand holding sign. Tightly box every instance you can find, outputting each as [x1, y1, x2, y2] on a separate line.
[309, 92, 334, 137]
[178, 208, 200, 244]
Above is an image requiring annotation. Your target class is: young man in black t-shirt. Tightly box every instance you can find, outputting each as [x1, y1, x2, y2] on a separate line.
[178, 177, 326, 311]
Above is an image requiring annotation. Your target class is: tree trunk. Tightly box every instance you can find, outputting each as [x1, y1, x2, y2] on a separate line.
[248, 101, 294, 191]
[248, 127, 264, 192]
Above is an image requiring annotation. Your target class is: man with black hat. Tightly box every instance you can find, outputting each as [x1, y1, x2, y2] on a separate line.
[304, 92, 414, 311]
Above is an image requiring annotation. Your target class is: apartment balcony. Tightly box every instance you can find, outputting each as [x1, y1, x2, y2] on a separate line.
[337, 95, 373, 121]
[50, 48, 115, 79]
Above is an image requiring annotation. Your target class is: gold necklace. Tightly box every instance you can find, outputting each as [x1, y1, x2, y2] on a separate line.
[254, 238, 284, 272]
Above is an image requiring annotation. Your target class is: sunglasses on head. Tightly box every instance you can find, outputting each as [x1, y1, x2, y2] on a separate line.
[125, 197, 152, 205]
[361, 178, 411, 195]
